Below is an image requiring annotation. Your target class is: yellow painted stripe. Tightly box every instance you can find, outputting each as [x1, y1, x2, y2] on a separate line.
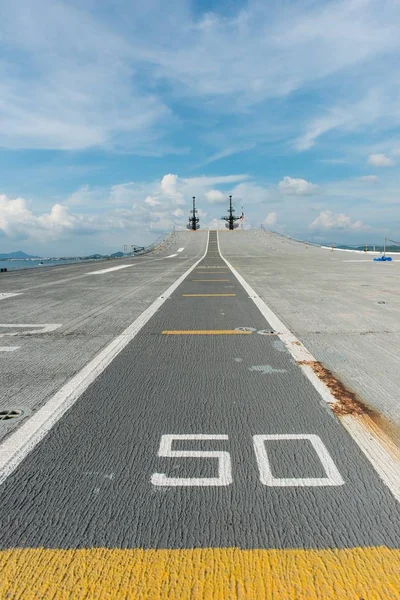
[182, 293, 236, 297]
[162, 330, 252, 335]
[1, 547, 398, 599]
[191, 279, 231, 282]
[193, 271, 229, 273]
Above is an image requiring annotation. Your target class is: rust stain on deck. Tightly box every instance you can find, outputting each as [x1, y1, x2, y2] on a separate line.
[300, 361, 370, 416]
[299, 360, 400, 449]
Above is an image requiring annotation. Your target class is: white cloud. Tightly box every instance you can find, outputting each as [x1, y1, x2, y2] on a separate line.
[0, 0, 169, 151]
[197, 144, 256, 167]
[278, 176, 320, 196]
[0, 193, 96, 241]
[357, 175, 380, 183]
[264, 212, 277, 226]
[144, 196, 161, 206]
[0, 172, 257, 248]
[368, 153, 395, 167]
[161, 174, 179, 196]
[1, 0, 400, 157]
[231, 182, 271, 205]
[309, 210, 365, 231]
[183, 175, 249, 187]
[205, 189, 225, 204]
[295, 89, 389, 151]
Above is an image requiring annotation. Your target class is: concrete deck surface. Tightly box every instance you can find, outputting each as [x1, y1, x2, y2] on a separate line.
[219, 229, 400, 439]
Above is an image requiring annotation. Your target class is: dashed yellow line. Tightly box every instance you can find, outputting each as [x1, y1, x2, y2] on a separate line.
[1, 547, 398, 599]
[162, 330, 252, 335]
[182, 294, 236, 297]
[194, 271, 229, 273]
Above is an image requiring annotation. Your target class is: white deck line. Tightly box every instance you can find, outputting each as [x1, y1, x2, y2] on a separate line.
[177, 248, 185, 253]
[217, 231, 400, 503]
[321, 246, 383, 254]
[0, 293, 22, 301]
[0, 233, 210, 486]
[0, 347, 20, 352]
[0, 324, 62, 337]
[86, 264, 135, 275]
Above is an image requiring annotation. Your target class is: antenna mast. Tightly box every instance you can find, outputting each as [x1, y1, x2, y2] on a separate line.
[187, 196, 200, 231]
[221, 195, 241, 230]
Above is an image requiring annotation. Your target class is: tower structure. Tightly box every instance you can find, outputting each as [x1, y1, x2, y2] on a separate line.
[222, 195, 241, 230]
[187, 196, 200, 230]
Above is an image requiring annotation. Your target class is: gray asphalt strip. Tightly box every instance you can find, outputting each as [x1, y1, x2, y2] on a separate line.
[0, 231, 399, 550]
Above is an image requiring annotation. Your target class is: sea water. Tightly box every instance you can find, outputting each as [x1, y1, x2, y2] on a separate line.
[0, 258, 88, 271]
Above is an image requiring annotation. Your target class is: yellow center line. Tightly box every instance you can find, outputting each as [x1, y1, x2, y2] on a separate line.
[182, 294, 236, 297]
[162, 330, 252, 335]
[194, 271, 229, 273]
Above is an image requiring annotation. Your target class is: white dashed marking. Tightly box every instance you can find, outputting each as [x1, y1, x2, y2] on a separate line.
[0, 324, 62, 337]
[87, 265, 135, 275]
[0, 293, 22, 301]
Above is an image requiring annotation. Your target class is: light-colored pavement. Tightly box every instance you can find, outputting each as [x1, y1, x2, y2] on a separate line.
[219, 229, 400, 438]
[0, 231, 399, 599]
[0, 231, 207, 439]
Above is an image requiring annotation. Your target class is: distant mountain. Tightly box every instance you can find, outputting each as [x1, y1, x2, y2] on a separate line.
[0, 250, 41, 259]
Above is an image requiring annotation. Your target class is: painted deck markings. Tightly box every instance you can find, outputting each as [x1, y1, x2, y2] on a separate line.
[87, 264, 135, 275]
[151, 433, 343, 488]
[194, 271, 229, 273]
[253, 434, 344, 487]
[1, 547, 399, 599]
[0, 347, 20, 352]
[162, 330, 252, 335]
[151, 434, 232, 487]
[1, 230, 399, 599]
[217, 232, 400, 503]
[177, 248, 185, 253]
[0, 324, 62, 337]
[0, 293, 22, 301]
[0, 233, 210, 486]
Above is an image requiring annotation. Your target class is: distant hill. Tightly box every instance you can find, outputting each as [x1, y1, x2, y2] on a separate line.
[0, 250, 41, 259]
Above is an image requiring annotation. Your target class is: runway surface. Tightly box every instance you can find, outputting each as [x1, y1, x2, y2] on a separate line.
[0, 231, 399, 599]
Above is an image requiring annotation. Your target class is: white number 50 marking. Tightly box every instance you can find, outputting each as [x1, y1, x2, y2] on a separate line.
[253, 434, 344, 487]
[151, 433, 344, 488]
[151, 434, 233, 487]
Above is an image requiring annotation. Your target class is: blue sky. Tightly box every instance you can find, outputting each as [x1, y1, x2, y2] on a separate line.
[1, 0, 400, 255]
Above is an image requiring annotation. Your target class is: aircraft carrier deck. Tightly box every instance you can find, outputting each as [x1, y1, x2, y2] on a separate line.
[0, 230, 399, 599]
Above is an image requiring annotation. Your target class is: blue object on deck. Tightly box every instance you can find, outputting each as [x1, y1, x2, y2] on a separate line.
[373, 256, 392, 262]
